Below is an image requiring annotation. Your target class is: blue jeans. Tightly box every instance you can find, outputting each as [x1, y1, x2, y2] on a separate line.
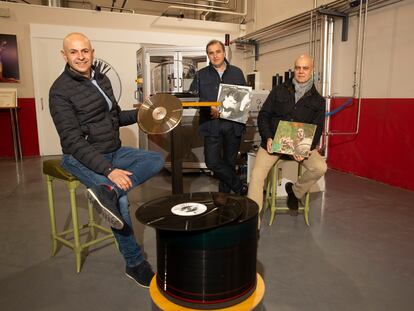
[204, 121, 243, 193]
[62, 147, 164, 267]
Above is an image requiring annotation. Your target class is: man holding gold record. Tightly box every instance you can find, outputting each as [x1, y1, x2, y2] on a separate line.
[248, 54, 327, 218]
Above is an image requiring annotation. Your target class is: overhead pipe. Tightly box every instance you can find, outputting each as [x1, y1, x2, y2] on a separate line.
[67, 0, 94, 9]
[40, 0, 94, 8]
[140, 0, 233, 11]
[236, 0, 395, 44]
[329, 0, 369, 136]
[256, 25, 312, 44]
[251, 19, 311, 41]
[238, 21, 317, 61]
[162, 0, 247, 20]
[95, 5, 135, 13]
[318, 13, 324, 90]
[320, 14, 329, 155]
[321, 15, 329, 98]
[120, 0, 128, 12]
[145, 0, 232, 4]
[242, 11, 315, 42]
[243, 40, 316, 59]
[95, 0, 235, 14]
[238, 1, 341, 42]
[323, 17, 334, 159]
[200, 0, 231, 3]
[309, 0, 318, 56]
[310, 11, 319, 60]
[200, 11, 212, 21]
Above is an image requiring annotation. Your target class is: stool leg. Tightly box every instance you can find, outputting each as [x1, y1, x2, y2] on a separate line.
[264, 171, 271, 213]
[46, 175, 58, 256]
[67, 180, 82, 273]
[298, 163, 311, 226]
[304, 192, 310, 226]
[87, 196, 97, 239]
[269, 166, 277, 225]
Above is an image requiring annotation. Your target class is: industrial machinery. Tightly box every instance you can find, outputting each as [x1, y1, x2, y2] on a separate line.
[136, 45, 207, 170]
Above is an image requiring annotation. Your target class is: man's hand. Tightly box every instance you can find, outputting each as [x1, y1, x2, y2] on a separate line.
[210, 106, 220, 119]
[292, 154, 305, 162]
[267, 138, 273, 153]
[292, 150, 313, 162]
[108, 168, 133, 191]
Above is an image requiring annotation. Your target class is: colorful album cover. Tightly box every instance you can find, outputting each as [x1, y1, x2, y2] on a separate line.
[217, 83, 252, 124]
[271, 121, 317, 157]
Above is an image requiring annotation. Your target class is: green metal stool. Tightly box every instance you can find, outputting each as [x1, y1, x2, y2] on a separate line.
[264, 159, 310, 226]
[43, 159, 115, 273]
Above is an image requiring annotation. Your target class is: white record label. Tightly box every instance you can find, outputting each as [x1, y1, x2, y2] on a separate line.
[171, 202, 207, 216]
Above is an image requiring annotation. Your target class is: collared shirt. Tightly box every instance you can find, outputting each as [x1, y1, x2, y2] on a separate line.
[216, 62, 227, 79]
[90, 70, 113, 110]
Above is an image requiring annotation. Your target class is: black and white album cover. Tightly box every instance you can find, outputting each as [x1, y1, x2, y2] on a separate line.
[217, 83, 252, 124]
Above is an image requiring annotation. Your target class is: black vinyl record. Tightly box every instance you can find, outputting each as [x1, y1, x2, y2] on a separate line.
[136, 192, 243, 232]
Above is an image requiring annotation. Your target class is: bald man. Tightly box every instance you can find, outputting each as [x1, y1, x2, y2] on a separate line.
[49, 33, 164, 287]
[248, 54, 327, 224]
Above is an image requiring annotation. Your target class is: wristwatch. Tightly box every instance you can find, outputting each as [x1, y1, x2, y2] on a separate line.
[104, 166, 114, 176]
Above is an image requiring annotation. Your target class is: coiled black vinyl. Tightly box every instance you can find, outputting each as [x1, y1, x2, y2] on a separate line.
[136, 192, 259, 309]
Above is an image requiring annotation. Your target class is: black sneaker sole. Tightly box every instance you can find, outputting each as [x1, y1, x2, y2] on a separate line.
[125, 272, 152, 289]
[87, 189, 124, 230]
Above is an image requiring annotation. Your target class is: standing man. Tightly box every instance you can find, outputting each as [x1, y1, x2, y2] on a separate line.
[49, 32, 164, 288]
[190, 40, 248, 195]
[248, 54, 327, 220]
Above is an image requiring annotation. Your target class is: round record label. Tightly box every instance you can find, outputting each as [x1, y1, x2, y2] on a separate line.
[171, 202, 207, 216]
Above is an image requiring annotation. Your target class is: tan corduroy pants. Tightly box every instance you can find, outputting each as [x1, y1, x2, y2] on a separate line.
[247, 147, 327, 214]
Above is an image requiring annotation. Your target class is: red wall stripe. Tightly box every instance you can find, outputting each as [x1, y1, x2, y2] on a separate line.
[0, 107, 15, 157]
[0, 98, 39, 158]
[328, 98, 414, 191]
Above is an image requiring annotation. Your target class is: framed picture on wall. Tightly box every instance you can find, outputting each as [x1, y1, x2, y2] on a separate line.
[0, 88, 17, 108]
[0, 34, 20, 83]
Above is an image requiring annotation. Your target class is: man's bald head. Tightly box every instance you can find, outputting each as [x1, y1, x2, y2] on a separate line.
[62, 32, 91, 50]
[294, 54, 314, 83]
[61, 32, 94, 78]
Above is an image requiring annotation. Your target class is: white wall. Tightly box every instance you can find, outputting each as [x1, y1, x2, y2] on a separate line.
[332, 0, 414, 98]
[249, 0, 337, 32]
[242, 0, 414, 98]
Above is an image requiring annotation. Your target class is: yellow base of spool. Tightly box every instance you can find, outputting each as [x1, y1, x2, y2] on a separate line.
[150, 273, 265, 311]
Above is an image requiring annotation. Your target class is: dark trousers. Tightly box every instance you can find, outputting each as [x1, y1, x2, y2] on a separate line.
[204, 122, 243, 193]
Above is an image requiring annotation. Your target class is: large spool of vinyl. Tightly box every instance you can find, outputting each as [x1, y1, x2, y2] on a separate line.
[136, 192, 258, 310]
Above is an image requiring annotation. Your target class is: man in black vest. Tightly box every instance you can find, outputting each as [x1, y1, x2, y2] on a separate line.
[248, 54, 327, 220]
[49, 33, 164, 288]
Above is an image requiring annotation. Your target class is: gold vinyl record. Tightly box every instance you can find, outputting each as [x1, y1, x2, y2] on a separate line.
[137, 93, 183, 134]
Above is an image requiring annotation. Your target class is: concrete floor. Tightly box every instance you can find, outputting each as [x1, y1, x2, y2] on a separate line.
[0, 157, 413, 311]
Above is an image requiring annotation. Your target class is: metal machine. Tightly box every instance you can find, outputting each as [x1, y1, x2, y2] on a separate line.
[136, 45, 207, 170]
